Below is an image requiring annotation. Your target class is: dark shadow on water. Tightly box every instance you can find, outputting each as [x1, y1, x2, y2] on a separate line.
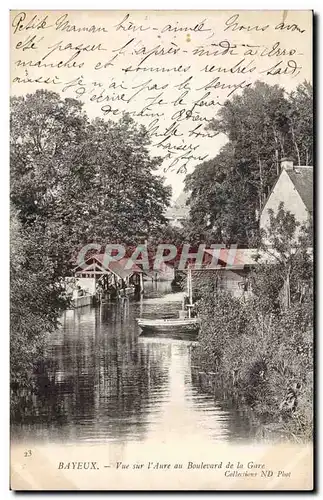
[11, 281, 256, 445]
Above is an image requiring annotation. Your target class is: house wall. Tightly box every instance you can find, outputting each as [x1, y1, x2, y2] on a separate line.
[260, 170, 309, 235]
[76, 277, 96, 295]
[192, 268, 250, 299]
[217, 269, 249, 297]
[64, 277, 96, 298]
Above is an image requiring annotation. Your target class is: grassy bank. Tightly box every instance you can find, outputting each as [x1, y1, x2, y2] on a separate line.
[191, 276, 313, 442]
[189, 207, 313, 442]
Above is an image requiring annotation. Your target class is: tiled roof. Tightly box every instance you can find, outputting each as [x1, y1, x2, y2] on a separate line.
[287, 167, 313, 213]
[203, 248, 274, 267]
[75, 254, 143, 279]
[204, 247, 313, 267]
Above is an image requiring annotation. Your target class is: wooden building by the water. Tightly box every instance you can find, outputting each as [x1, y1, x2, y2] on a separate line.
[192, 248, 273, 299]
[70, 253, 146, 303]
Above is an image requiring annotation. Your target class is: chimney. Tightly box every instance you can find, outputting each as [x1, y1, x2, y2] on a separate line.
[281, 158, 294, 171]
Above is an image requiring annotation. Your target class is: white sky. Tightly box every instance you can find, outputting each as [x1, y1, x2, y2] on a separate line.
[10, 10, 312, 199]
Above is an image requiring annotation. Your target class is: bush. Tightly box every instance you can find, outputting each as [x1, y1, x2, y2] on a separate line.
[10, 210, 66, 412]
[192, 282, 313, 441]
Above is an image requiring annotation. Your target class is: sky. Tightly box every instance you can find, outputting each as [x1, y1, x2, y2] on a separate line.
[10, 10, 312, 199]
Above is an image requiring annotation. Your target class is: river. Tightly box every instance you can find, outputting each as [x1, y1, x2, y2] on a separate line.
[11, 282, 255, 446]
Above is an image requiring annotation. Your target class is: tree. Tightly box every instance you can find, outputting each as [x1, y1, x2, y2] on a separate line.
[254, 202, 313, 312]
[184, 143, 258, 245]
[10, 209, 65, 397]
[288, 81, 313, 166]
[191, 204, 313, 440]
[74, 115, 171, 245]
[11, 90, 171, 249]
[10, 90, 171, 398]
[184, 81, 313, 246]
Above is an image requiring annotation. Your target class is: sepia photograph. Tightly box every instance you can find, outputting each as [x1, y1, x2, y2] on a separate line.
[9, 9, 313, 491]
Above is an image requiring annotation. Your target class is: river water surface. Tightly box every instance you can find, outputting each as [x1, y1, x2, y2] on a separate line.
[11, 282, 255, 446]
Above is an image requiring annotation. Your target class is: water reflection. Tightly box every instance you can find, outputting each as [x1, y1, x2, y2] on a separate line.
[11, 282, 253, 445]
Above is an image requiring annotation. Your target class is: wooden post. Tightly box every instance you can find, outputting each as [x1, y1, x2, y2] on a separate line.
[187, 266, 193, 319]
[93, 270, 97, 298]
[188, 266, 192, 305]
[140, 272, 144, 294]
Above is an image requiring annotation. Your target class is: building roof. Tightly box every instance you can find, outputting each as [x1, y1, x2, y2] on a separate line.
[287, 167, 313, 213]
[74, 254, 143, 279]
[203, 248, 275, 267]
[204, 247, 312, 268]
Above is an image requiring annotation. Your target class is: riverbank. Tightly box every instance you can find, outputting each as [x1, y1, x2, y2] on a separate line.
[11, 289, 255, 445]
[190, 286, 313, 444]
[190, 363, 309, 444]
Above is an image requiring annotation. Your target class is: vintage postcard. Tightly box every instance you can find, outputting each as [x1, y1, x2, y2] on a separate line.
[10, 10, 313, 491]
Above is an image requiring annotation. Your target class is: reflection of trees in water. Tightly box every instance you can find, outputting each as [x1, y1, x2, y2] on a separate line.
[95, 306, 170, 440]
[12, 304, 170, 443]
[190, 368, 256, 441]
[11, 308, 99, 425]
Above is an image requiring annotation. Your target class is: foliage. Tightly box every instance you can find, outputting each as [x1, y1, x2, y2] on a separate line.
[10, 209, 66, 400]
[148, 222, 188, 247]
[184, 81, 313, 246]
[192, 208, 313, 441]
[11, 90, 171, 250]
[254, 202, 313, 312]
[10, 90, 171, 399]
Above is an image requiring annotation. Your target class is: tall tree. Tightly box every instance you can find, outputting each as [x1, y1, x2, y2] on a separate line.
[11, 90, 171, 251]
[288, 81, 313, 166]
[10, 90, 171, 396]
[184, 81, 313, 246]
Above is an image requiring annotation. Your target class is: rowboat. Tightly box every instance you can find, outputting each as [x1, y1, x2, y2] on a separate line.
[136, 318, 199, 340]
[137, 317, 199, 333]
[136, 265, 199, 340]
